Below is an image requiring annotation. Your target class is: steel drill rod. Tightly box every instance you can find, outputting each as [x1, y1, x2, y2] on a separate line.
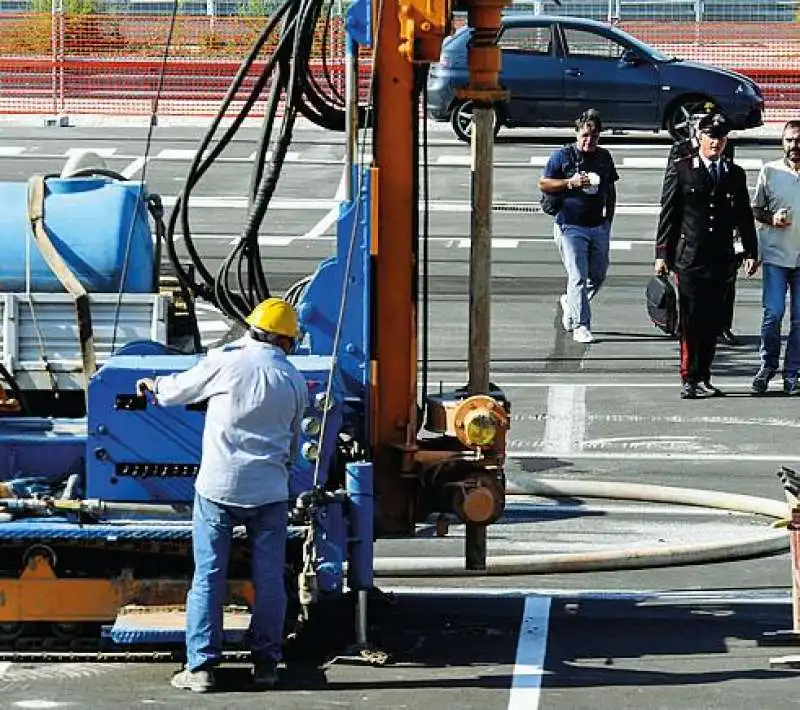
[467, 105, 493, 398]
[465, 104, 494, 571]
[0, 498, 188, 516]
[344, 34, 359, 200]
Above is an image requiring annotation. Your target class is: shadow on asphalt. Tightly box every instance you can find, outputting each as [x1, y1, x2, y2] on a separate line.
[227, 596, 800, 694]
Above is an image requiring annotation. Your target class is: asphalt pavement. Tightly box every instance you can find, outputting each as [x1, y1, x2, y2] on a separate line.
[0, 120, 798, 709]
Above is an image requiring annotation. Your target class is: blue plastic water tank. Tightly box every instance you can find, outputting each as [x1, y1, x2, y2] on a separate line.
[0, 178, 155, 293]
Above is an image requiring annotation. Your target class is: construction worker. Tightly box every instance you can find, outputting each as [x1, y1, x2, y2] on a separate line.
[137, 298, 307, 693]
[655, 113, 759, 399]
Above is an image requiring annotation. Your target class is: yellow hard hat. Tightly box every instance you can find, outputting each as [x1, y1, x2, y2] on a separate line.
[245, 298, 298, 339]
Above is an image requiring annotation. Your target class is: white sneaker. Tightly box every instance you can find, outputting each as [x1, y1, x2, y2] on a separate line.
[559, 294, 573, 332]
[573, 325, 594, 344]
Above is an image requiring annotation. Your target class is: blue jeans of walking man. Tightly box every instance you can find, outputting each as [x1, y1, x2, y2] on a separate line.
[554, 221, 611, 329]
[759, 262, 800, 379]
[187, 493, 288, 671]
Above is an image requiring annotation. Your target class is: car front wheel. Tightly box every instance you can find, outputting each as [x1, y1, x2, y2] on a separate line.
[450, 100, 501, 143]
[666, 97, 717, 141]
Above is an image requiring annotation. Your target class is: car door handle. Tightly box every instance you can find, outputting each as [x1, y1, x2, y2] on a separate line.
[564, 68, 583, 77]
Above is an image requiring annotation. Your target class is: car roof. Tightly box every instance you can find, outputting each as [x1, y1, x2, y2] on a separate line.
[500, 14, 612, 30]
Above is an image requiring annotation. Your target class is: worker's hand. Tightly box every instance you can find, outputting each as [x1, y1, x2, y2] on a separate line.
[743, 258, 759, 277]
[567, 172, 589, 190]
[773, 209, 792, 228]
[136, 378, 155, 396]
[654, 258, 669, 276]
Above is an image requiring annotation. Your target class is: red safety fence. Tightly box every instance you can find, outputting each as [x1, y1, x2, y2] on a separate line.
[0, 13, 796, 120]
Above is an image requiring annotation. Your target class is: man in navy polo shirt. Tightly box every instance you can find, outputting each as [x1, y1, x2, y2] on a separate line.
[539, 109, 619, 344]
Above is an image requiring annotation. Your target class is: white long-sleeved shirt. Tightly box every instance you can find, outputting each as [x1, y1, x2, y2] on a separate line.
[153, 336, 308, 507]
[753, 158, 800, 267]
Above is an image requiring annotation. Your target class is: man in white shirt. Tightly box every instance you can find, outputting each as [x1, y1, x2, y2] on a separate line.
[137, 298, 307, 692]
[751, 120, 800, 395]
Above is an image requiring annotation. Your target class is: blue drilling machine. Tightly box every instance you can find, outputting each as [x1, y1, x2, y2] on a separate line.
[0, 0, 510, 660]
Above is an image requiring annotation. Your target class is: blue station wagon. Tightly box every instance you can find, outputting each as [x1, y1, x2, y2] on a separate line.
[427, 15, 765, 141]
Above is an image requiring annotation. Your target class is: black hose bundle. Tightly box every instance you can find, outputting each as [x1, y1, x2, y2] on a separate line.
[165, 0, 366, 337]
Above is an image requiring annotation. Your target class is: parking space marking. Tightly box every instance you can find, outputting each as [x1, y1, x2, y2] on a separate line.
[508, 595, 551, 710]
[64, 147, 117, 158]
[156, 148, 199, 160]
[542, 385, 586, 455]
[0, 147, 25, 156]
[622, 157, 667, 169]
[437, 155, 471, 165]
[120, 157, 149, 179]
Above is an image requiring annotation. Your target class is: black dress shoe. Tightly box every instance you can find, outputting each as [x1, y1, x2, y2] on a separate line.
[697, 381, 725, 397]
[681, 382, 700, 399]
[717, 329, 738, 346]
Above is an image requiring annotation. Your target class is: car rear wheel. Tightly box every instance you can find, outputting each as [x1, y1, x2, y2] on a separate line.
[666, 97, 717, 141]
[450, 100, 501, 143]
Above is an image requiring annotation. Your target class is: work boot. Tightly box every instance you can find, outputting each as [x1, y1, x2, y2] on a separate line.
[252, 658, 279, 689]
[751, 366, 776, 394]
[170, 667, 215, 693]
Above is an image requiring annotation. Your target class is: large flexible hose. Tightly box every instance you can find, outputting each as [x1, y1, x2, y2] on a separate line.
[373, 479, 790, 577]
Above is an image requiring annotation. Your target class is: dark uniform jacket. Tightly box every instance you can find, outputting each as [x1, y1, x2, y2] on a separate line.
[655, 154, 757, 281]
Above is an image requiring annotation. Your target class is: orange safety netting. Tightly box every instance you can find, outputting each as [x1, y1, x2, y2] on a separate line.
[0, 13, 795, 119]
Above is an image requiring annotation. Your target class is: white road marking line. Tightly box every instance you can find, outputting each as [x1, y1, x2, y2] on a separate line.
[528, 156, 549, 167]
[154, 195, 667, 215]
[255, 236, 297, 246]
[161, 196, 337, 209]
[622, 157, 667, 169]
[120, 157, 149, 179]
[436, 381, 740, 388]
[64, 147, 117, 158]
[508, 595, 551, 710]
[0, 661, 11, 677]
[437, 155, 471, 165]
[455, 238, 519, 248]
[297, 166, 347, 241]
[170, 234, 655, 248]
[156, 148, 198, 160]
[0, 146, 25, 156]
[738, 158, 765, 170]
[609, 240, 632, 250]
[618, 156, 764, 170]
[542, 385, 585, 455]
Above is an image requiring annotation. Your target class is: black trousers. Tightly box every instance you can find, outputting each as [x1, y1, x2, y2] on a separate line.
[721, 260, 741, 332]
[678, 274, 726, 384]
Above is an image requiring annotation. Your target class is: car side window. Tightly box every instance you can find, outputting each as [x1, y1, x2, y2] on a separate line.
[562, 28, 625, 60]
[497, 25, 552, 55]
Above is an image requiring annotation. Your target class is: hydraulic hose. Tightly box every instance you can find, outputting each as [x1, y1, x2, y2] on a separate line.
[372, 479, 790, 577]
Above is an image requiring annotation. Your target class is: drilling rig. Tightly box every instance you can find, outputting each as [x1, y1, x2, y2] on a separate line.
[0, 0, 510, 658]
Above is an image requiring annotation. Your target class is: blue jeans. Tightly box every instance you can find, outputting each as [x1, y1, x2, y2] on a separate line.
[186, 492, 288, 671]
[760, 263, 800, 376]
[554, 221, 611, 328]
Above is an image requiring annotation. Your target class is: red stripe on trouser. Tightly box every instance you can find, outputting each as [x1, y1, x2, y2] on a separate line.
[678, 279, 720, 384]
